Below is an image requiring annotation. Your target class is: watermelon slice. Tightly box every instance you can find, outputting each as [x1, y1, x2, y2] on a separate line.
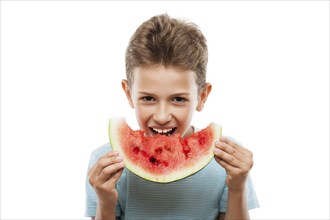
[108, 117, 222, 183]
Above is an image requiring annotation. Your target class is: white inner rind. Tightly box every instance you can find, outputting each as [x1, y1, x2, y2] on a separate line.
[109, 117, 222, 183]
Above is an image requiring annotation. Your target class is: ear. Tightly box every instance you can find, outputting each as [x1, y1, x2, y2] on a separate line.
[121, 79, 134, 109]
[196, 83, 212, 112]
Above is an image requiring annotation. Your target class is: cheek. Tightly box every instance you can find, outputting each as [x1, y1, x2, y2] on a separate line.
[135, 104, 154, 115]
[172, 103, 196, 122]
[134, 105, 153, 126]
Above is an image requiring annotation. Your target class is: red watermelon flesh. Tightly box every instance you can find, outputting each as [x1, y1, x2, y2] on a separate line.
[109, 117, 222, 183]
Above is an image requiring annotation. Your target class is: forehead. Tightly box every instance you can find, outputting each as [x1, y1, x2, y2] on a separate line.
[131, 65, 198, 93]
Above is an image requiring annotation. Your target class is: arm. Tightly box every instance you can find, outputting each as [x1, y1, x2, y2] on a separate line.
[217, 190, 250, 220]
[218, 213, 225, 220]
[88, 151, 124, 220]
[95, 202, 117, 220]
[214, 137, 254, 220]
[223, 189, 249, 219]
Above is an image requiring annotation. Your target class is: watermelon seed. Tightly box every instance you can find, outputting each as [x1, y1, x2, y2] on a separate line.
[149, 156, 159, 165]
[164, 145, 171, 151]
[162, 161, 169, 167]
[155, 147, 163, 154]
[133, 147, 140, 154]
[141, 150, 149, 157]
[182, 145, 191, 159]
[199, 137, 206, 145]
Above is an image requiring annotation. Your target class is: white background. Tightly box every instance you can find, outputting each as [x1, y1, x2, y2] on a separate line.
[1, 1, 329, 219]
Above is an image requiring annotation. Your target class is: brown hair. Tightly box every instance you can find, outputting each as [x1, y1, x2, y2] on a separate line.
[125, 14, 208, 93]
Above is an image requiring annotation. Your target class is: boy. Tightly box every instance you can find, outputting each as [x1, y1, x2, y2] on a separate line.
[86, 14, 259, 220]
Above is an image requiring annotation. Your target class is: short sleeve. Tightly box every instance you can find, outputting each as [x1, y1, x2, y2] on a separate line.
[85, 152, 98, 217]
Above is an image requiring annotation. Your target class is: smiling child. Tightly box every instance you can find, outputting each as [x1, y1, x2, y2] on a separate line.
[86, 14, 259, 220]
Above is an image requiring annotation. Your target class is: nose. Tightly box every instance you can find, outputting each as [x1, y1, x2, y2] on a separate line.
[153, 102, 172, 124]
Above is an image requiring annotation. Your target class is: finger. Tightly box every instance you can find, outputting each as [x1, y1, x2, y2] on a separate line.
[215, 141, 241, 156]
[95, 152, 122, 175]
[214, 148, 241, 168]
[214, 156, 240, 174]
[216, 141, 245, 162]
[97, 161, 125, 183]
[100, 167, 124, 191]
[108, 166, 124, 186]
[220, 136, 241, 150]
[89, 151, 120, 182]
[218, 141, 253, 165]
[220, 137, 253, 160]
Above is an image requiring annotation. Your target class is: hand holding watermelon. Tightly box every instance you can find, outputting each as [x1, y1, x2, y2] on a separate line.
[214, 137, 254, 192]
[88, 151, 125, 211]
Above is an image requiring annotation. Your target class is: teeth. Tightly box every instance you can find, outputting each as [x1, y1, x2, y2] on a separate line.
[152, 128, 173, 134]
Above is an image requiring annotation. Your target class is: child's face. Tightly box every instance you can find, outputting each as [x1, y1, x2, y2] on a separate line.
[122, 65, 211, 138]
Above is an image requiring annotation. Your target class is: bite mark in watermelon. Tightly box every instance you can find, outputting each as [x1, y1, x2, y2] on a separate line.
[109, 117, 222, 183]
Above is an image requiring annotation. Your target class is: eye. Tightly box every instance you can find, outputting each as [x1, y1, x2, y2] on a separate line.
[142, 96, 155, 102]
[173, 97, 186, 103]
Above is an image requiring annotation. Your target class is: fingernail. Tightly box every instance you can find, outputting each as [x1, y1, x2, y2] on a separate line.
[215, 141, 220, 146]
[117, 156, 122, 161]
[214, 148, 221, 154]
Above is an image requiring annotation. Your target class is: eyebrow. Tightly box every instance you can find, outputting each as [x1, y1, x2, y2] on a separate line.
[138, 92, 190, 96]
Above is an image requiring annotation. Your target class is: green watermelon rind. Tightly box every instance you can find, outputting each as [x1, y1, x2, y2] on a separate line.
[108, 117, 222, 183]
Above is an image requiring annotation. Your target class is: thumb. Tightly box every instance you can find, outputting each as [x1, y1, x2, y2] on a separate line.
[109, 167, 124, 185]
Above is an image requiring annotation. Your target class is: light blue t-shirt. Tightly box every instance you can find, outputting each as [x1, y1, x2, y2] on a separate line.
[85, 138, 259, 220]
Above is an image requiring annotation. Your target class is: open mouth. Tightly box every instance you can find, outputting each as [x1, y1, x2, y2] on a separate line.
[150, 127, 177, 136]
